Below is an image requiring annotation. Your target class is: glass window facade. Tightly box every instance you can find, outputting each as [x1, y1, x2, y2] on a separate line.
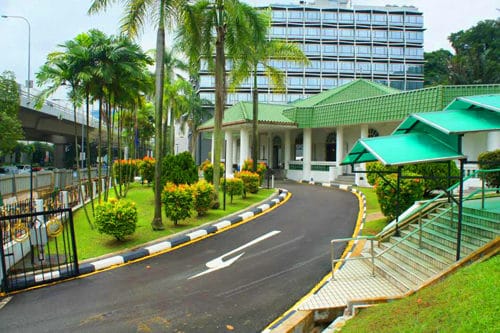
[199, 4, 424, 105]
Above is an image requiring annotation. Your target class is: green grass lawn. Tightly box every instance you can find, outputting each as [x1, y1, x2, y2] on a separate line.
[362, 218, 387, 236]
[73, 183, 276, 260]
[341, 255, 499, 333]
[354, 186, 381, 214]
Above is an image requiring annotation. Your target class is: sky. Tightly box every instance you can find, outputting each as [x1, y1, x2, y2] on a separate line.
[1, 0, 499, 99]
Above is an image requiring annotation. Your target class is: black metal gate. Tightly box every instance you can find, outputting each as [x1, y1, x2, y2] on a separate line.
[0, 208, 79, 292]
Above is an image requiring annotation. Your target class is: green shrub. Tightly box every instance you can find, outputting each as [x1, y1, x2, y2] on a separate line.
[374, 172, 425, 221]
[112, 159, 140, 184]
[161, 152, 198, 188]
[138, 156, 155, 184]
[162, 182, 193, 225]
[94, 198, 138, 241]
[478, 150, 500, 188]
[235, 170, 260, 197]
[191, 180, 214, 217]
[241, 159, 268, 183]
[366, 162, 397, 186]
[200, 160, 225, 184]
[221, 178, 244, 203]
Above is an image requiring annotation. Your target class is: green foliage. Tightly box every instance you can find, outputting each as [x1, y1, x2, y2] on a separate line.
[235, 170, 260, 197]
[424, 49, 453, 87]
[113, 159, 140, 184]
[478, 150, 500, 188]
[448, 19, 500, 84]
[138, 156, 155, 184]
[221, 178, 244, 203]
[374, 172, 425, 221]
[94, 199, 138, 241]
[191, 180, 214, 217]
[200, 160, 225, 184]
[367, 161, 459, 197]
[161, 152, 198, 187]
[162, 182, 193, 225]
[0, 71, 24, 153]
[241, 159, 268, 183]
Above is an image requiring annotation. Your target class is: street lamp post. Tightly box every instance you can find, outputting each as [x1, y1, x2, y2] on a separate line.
[1, 15, 31, 100]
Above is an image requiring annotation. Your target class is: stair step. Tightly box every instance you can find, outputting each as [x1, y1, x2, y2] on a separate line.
[424, 215, 499, 239]
[369, 248, 433, 285]
[409, 222, 491, 247]
[387, 238, 454, 270]
[401, 228, 478, 255]
[362, 255, 416, 293]
[433, 208, 500, 230]
[375, 241, 442, 277]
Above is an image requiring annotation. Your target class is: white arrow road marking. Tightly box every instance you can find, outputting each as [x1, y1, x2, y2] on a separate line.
[188, 230, 281, 279]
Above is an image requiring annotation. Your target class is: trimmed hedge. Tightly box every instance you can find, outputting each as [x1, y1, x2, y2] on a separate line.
[161, 182, 193, 225]
[478, 150, 500, 188]
[200, 160, 225, 184]
[235, 171, 260, 197]
[161, 152, 198, 187]
[191, 180, 214, 217]
[138, 156, 155, 184]
[94, 198, 138, 241]
[221, 178, 244, 203]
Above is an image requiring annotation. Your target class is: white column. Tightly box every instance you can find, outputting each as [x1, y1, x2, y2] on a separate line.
[225, 131, 234, 177]
[357, 124, 369, 187]
[336, 126, 344, 178]
[284, 131, 291, 170]
[210, 132, 215, 163]
[487, 131, 500, 151]
[266, 133, 272, 166]
[303, 128, 312, 182]
[240, 127, 250, 167]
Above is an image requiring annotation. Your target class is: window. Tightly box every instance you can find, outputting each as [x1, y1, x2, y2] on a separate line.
[373, 46, 387, 57]
[258, 94, 268, 102]
[339, 78, 353, 85]
[322, 12, 337, 22]
[356, 62, 371, 73]
[356, 13, 370, 23]
[288, 76, 303, 87]
[390, 80, 404, 90]
[340, 61, 354, 71]
[289, 10, 303, 20]
[356, 45, 370, 56]
[373, 30, 387, 40]
[322, 61, 337, 70]
[356, 29, 370, 39]
[368, 128, 379, 137]
[308, 60, 321, 70]
[200, 76, 214, 87]
[288, 61, 303, 70]
[406, 15, 423, 25]
[339, 45, 354, 56]
[406, 31, 423, 42]
[406, 64, 423, 74]
[405, 47, 424, 58]
[288, 27, 303, 37]
[372, 13, 387, 23]
[325, 132, 336, 161]
[323, 44, 337, 55]
[390, 47, 404, 57]
[390, 63, 404, 75]
[373, 62, 387, 73]
[306, 78, 320, 88]
[271, 94, 286, 102]
[257, 76, 269, 85]
[272, 10, 286, 21]
[339, 29, 354, 38]
[321, 28, 337, 38]
[389, 14, 403, 24]
[305, 44, 320, 53]
[389, 30, 403, 41]
[294, 134, 303, 160]
[406, 81, 423, 90]
[339, 12, 354, 22]
[323, 78, 337, 88]
[306, 28, 320, 37]
[306, 11, 320, 21]
[271, 27, 286, 37]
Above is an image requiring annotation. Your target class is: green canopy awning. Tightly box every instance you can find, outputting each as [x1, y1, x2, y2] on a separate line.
[341, 133, 465, 166]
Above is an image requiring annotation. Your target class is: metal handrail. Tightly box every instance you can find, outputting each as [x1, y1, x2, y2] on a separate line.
[330, 168, 500, 279]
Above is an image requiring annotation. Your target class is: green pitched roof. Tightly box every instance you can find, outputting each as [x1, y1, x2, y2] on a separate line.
[444, 94, 500, 112]
[284, 84, 500, 128]
[292, 79, 399, 107]
[198, 102, 295, 130]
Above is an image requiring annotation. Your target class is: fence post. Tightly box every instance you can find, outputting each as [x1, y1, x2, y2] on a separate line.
[92, 181, 97, 199]
[60, 191, 69, 209]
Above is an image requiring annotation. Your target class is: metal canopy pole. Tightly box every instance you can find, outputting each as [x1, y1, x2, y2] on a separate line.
[456, 158, 465, 261]
[395, 166, 402, 237]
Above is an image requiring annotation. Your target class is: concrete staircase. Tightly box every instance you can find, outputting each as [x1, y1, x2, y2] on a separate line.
[361, 203, 500, 293]
[333, 174, 355, 186]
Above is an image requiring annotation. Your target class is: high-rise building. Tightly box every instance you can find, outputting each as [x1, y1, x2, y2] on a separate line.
[198, 0, 424, 105]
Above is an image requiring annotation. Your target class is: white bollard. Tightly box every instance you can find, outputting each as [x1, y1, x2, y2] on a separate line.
[271, 175, 275, 189]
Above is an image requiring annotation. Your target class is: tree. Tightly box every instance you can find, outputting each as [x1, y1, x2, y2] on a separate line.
[0, 71, 24, 153]
[178, 0, 264, 201]
[89, 0, 181, 230]
[448, 20, 500, 84]
[230, 11, 309, 171]
[424, 49, 453, 87]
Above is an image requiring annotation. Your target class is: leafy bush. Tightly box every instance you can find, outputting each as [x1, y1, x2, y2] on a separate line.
[161, 152, 198, 188]
[162, 182, 193, 225]
[241, 159, 268, 183]
[94, 198, 138, 241]
[366, 162, 397, 186]
[113, 159, 140, 184]
[478, 150, 500, 189]
[191, 180, 214, 217]
[374, 172, 425, 221]
[221, 178, 244, 203]
[200, 160, 225, 184]
[138, 156, 155, 184]
[235, 171, 260, 197]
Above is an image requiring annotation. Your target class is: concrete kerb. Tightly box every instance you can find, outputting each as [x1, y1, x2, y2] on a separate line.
[77, 189, 290, 276]
[263, 181, 368, 333]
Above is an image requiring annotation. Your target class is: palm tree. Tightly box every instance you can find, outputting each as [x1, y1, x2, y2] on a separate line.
[230, 12, 309, 171]
[177, 0, 266, 199]
[89, 0, 182, 230]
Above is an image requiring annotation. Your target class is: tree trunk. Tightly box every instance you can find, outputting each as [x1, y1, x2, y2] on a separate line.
[152, 25, 166, 230]
[251, 68, 259, 172]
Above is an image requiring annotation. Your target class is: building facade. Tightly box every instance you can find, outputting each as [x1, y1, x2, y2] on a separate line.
[198, 0, 424, 106]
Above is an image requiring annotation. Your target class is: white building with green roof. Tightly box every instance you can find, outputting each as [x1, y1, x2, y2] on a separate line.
[198, 80, 500, 185]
